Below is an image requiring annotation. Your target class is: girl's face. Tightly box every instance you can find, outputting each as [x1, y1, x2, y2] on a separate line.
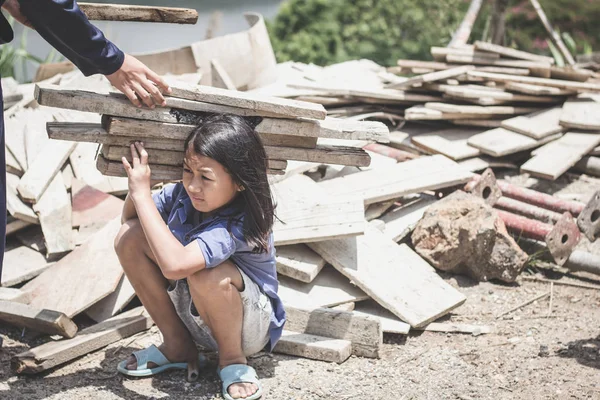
[182, 149, 242, 213]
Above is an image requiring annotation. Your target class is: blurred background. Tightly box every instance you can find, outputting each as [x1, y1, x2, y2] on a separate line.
[2, 0, 599, 82]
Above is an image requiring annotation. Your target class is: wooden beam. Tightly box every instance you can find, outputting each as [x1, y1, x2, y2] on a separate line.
[85, 275, 136, 323]
[11, 307, 153, 374]
[22, 218, 124, 318]
[467, 128, 562, 157]
[501, 107, 565, 139]
[474, 40, 555, 64]
[275, 244, 326, 283]
[284, 305, 382, 358]
[274, 330, 352, 363]
[504, 81, 576, 96]
[272, 174, 365, 245]
[78, 3, 198, 24]
[210, 59, 237, 90]
[17, 140, 76, 203]
[318, 155, 473, 205]
[35, 84, 301, 121]
[529, 0, 575, 65]
[521, 132, 600, 180]
[448, 0, 483, 47]
[32, 173, 74, 258]
[467, 70, 600, 92]
[0, 300, 78, 338]
[309, 226, 467, 328]
[386, 65, 475, 89]
[168, 83, 326, 121]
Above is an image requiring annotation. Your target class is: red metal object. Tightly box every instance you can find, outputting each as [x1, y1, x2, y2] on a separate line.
[496, 209, 580, 266]
[495, 197, 562, 224]
[468, 173, 586, 216]
[363, 143, 419, 162]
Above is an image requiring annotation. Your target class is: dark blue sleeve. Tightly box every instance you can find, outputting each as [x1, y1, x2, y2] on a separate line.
[17, 0, 124, 76]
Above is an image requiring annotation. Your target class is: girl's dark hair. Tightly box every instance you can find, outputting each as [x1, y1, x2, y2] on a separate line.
[184, 114, 275, 253]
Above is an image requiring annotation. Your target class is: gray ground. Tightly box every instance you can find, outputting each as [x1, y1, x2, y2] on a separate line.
[1, 172, 600, 400]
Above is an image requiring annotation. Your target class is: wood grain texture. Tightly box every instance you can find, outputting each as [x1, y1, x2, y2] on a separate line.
[501, 107, 565, 139]
[521, 132, 600, 180]
[410, 128, 482, 160]
[318, 155, 473, 205]
[467, 70, 600, 92]
[309, 226, 466, 328]
[78, 3, 198, 24]
[22, 218, 124, 317]
[284, 305, 382, 358]
[473, 40, 555, 64]
[560, 97, 600, 130]
[467, 127, 562, 157]
[1, 245, 50, 287]
[274, 330, 352, 363]
[0, 300, 78, 338]
[275, 244, 326, 283]
[11, 307, 152, 374]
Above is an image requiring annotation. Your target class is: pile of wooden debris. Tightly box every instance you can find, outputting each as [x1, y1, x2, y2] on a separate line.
[2, 12, 600, 376]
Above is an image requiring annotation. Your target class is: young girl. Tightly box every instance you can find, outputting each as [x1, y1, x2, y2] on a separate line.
[114, 114, 285, 400]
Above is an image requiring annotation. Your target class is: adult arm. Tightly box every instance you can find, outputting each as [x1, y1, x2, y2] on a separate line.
[2, 0, 171, 107]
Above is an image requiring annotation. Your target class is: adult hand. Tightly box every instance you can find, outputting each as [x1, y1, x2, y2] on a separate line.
[2, 0, 33, 28]
[122, 142, 152, 200]
[106, 54, 171, 108]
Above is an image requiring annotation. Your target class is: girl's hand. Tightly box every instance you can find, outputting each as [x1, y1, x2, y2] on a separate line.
[122, 142, 152, 200]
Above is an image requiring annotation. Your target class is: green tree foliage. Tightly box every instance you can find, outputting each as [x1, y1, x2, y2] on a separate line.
[267, 0, 467, 66]
[268, 0, 599, 67]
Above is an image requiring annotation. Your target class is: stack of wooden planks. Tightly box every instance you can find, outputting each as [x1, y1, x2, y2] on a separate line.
[36, 76, 391, 178]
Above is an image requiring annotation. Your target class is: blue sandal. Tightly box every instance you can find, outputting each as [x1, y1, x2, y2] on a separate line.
[219, 364, 263, 400]
[117, 344, 189, 377]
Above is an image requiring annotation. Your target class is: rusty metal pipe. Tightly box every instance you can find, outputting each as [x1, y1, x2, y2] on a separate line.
[495, 209, 580, 266]
[495, 197, 562, 224]
[363, 143, 419, 162]
[467, 174, 586, 216]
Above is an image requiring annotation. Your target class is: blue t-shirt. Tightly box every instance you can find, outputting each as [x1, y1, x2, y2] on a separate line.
[152, 182, 285, 350]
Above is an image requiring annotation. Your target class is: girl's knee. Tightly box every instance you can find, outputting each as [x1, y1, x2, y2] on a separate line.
[114, 219, 143, 258]
[188, 262, 238, 294]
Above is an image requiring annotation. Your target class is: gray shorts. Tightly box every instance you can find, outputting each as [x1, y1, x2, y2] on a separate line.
[167, 267, 272, 356]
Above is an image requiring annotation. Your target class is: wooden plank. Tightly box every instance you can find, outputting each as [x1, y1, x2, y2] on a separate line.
[431, 46, 500, 61]
[504, 81, 576, 96]
[168, 83, 326, 121]
[396, 59, 449, 71]
[309, 225, 466, 327]
[415, 322, 492, 335]
[35, 84, 295, 121]
[365, 199, 396, 221]
[467, 127, 562, 157]
[467, 70, 600, 92]
[6, 217, 33, 236]
[550, 66, 594, 82]
[279, 266, 368, 308]
[22, 218, 124, 317]
[425, 102, 541, 116]
[1, 245, 50, 287]
[272, 174, 365, 245]
[405, 105, 539, 121]
[78, 2, 198, 24]
[411, 128, 482, 160]
[274, 330, 352, 363]
[70, 142, 129, 196]
[446, 54, 551, 76]
[353, 300, 411, 334]
[85, 275, 136, 323]
[0, 300, 78, 338]
[6, 173, 38, 224]
[442, 85, 560, 104]
[450, 119, 504, 128]
[387, 65, 475, 89]
[0, 287, 31, 303]
[17, 139, 76, 203]
[96, 155, 181, 181]
[210, 59, 237, 90]
[6, 145, 23, 177]
[318, 155, 473, 205]
[521, 132, 600, 180]
[275, 244, 325, 283]
[3, 114, 28, 171]
[101, 142, 370, 167]
[380, 195, 438, 242]
[32, 173, 74, 258]
[284, 305, 382, 358]
[260, 133, 317, 149]
[11, 307, 153, 375]
[71, 179, 124, 228]
[501, 107, 565, 139]
[473, 40, 555, 64]
[560, 97, 600, 130]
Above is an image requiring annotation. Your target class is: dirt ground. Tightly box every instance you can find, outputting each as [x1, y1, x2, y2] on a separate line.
[1, 172, 600, 400]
